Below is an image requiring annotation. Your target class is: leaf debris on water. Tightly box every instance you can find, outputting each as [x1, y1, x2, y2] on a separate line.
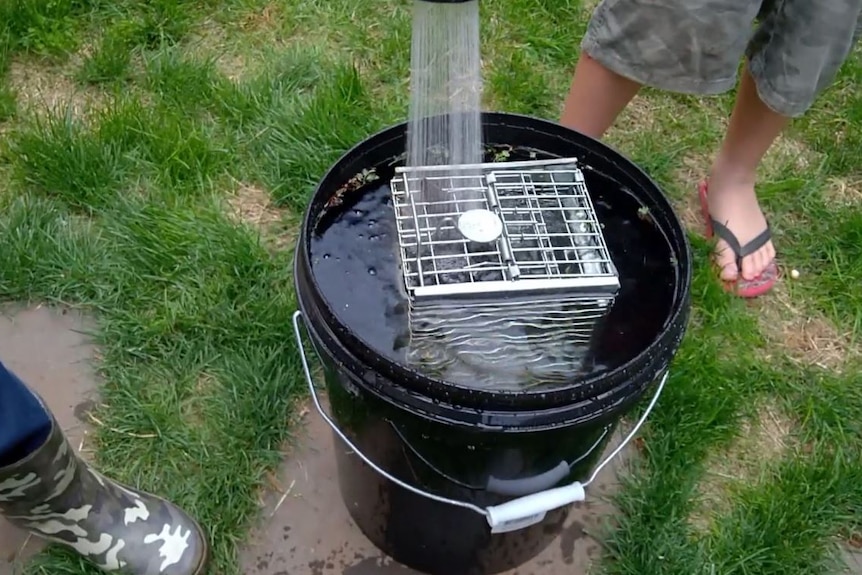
[322, 168, 380, 214]
[637, 205, 656, 226]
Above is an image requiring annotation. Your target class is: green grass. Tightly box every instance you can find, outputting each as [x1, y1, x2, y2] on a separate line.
[1, 1, 861, 574]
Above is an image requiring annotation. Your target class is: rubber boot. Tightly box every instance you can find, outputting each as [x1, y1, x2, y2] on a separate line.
[0, 389, 208, 575]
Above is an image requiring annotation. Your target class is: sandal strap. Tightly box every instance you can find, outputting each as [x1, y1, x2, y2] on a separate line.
[711, 218, 772, 267]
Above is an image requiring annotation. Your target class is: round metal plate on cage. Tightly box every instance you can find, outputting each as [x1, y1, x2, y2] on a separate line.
[458, 209, 503, 243]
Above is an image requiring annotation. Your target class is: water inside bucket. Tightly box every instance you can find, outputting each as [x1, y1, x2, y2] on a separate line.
[310, 146, 679, 391]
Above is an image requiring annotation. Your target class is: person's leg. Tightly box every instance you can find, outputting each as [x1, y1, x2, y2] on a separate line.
[0, 361, 209, 575]
[705, 65, 783, 283]
[560, 53, 641, 139]
[707, 0, 862, 286]
[0, 361, 52, 466]
[561, 0, 760, 139]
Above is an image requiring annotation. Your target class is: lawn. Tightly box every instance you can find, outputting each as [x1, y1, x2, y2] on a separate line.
[1, 0, 861, 574]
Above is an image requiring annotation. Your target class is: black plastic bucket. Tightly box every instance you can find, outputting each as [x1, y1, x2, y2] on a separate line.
[292, 112, 692, 575]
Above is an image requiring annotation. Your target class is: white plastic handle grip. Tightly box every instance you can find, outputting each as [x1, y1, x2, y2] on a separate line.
[486, 483, 586, 533]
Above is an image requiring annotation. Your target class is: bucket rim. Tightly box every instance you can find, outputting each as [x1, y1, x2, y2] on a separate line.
[295, 277, 670, 430]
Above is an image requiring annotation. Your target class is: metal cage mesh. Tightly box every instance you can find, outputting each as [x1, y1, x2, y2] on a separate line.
[391, 158, 619, 299]
[390, 158, 620, 387]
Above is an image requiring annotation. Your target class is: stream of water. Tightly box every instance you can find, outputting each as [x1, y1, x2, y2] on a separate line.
[407, 0, 483, 199]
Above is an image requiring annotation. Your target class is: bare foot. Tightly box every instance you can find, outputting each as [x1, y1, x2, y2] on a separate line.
[705, 174, 776, 282]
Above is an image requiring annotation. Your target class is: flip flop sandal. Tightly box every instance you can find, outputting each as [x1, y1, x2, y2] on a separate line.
[698, 180, 778, 299]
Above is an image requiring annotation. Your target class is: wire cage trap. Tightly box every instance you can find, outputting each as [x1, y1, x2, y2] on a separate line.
[390, 157, 622, 388]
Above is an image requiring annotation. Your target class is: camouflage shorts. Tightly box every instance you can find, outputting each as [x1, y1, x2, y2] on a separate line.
[582, 0, 862, 116]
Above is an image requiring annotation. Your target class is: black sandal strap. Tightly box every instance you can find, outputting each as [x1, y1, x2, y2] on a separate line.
[711, 219, 772, 269]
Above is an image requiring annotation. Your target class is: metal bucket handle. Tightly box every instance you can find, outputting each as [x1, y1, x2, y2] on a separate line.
[292, 310, 668, 534]
[389, 417, 613, 497]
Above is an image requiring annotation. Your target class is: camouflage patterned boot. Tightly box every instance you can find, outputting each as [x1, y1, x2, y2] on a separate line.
[0, 393, 209, 575]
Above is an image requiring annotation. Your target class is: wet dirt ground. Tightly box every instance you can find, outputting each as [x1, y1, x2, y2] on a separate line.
[239, 397, 628, 575]
[0, 305, 98, 575]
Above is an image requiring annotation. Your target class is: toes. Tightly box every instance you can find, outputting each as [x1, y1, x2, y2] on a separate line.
[767, 242, 777, 263]
[720, 265, 739, 282]
[741, 252, 760, 281]
[716, 240, 778, 282]
[715, 242, 739, 281]
[740, 243, 775, 281]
